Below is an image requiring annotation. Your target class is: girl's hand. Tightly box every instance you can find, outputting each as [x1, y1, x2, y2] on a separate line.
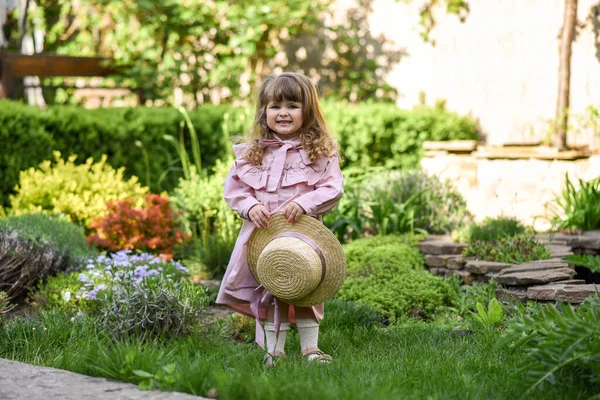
[283, 202, 305, 223]
[249, 204, 270, 228]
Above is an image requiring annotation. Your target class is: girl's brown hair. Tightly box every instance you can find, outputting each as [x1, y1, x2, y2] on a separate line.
[243, 72, 336, 164]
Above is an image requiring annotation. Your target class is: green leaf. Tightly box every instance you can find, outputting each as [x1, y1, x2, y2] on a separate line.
[133, 369, 155, 378]
[487, 298, 504, 325]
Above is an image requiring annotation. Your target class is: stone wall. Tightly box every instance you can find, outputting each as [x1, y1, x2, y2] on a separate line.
[421, 143, 600, 231]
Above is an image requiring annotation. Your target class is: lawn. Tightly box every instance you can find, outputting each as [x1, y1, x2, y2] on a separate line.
[1, 299, 595, 400]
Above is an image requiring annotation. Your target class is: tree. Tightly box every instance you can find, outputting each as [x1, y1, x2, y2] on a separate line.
[555, 0, 579, 150]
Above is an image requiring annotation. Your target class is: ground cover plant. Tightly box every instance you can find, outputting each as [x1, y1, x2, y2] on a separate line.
[462, 235, 551, 264]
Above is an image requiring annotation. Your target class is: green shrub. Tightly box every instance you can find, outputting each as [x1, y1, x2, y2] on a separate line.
[550, 173, 600, 231]
[30, 271, 100, 314]
[99, 275, 208, 341]
[453, 216, 527, 243]
[0, 291, 15, 326]
[0, 213, 96, 300]
[338, 235, 456, 321]
[324, 169, 471, 241]
[0, 213, 94, 262]
[0, 100, 478, 206]
[499, 295, 600, 396]
[463, 235, 551, 264]
[324, 102, 479, 170]
[0, 100, 54, 208]
[10, 152, 148, 229]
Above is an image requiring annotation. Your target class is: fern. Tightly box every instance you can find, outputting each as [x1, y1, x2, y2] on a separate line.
[563, 254, 600, 273]
[498, 294, 600, 398]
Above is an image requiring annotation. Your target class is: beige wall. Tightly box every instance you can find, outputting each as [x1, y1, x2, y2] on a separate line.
[368, 0, 600, 147]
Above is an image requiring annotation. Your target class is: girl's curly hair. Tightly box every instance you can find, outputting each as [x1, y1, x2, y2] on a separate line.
[243, 72, 336, 165]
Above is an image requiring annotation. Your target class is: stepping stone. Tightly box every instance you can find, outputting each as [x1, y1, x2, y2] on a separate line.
[527, 283, 570, 301]
[447, 269, 473, 285]
[465, 260, 514, 274]
[425, 254, 462, 268]
[496, 268, 576, 286]
[556, 284, 599, 303]
[418, 241, 467, 255]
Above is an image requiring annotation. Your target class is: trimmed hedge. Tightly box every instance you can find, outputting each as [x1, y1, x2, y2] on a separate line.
[0, 100, 479, 206]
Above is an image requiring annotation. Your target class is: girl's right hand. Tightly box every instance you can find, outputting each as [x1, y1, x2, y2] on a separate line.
[248, 204, 270, 228]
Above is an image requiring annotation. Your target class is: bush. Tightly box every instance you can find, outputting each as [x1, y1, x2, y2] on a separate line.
[325, 102, 479, 170]
[10, 152, 148, 229]
[324, 169, 471, 241]
[463, 235, 551, 264]
[452, 216, 527, 243]
[550, 173, 600, 231]
[0, 100, 478, 206]
[337, 235, 456, 322]
[100, 275, 208, 341]
[170, 162, 242, 278]
[0, 213, 94, 262]
[0, 213, 96, 300]
[0, 100, 54, 208]
[88, 194, 188, 258]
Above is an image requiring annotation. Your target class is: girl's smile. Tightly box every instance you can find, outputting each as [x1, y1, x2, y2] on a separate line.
[266, 100, 303, 137]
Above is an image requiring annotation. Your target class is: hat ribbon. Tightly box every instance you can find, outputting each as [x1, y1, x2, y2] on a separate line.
[250, 285, 280, 349]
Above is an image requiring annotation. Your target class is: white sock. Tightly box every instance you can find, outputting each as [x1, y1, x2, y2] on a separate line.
[264, 322, 289, 355]
[296, 318, 320, 354]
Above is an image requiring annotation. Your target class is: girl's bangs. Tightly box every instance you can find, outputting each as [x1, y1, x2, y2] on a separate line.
[265, 77, 303, 103]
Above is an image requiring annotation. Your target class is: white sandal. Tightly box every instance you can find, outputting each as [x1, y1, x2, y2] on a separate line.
[302, 347, 332, 363]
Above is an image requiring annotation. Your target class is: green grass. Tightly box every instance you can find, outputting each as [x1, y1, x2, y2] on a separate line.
[0, 300, 596, 400]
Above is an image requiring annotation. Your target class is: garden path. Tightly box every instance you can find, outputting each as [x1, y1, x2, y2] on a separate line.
[0, 358, 209, 400]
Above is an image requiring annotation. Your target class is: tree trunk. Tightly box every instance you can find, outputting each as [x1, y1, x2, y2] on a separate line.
[555, 0, 578, 150]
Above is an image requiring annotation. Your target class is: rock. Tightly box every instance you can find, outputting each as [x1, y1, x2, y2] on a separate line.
[570, 236, 600, 251]
[428, 267, 448, 276]
[465, 260, 514, 274]
[418, 241, 467, 255]
[496, 268, 576, 286]
[425, 254, 462, 268]
[447, 270, 474, 285]
[555, 284, 599, 303]
[447, 256, 468, 270]
[495, 287, 527, 303]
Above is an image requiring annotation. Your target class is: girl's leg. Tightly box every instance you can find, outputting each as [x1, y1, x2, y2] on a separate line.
[295, 306, 332, 362]
[264, 302, 290, 359]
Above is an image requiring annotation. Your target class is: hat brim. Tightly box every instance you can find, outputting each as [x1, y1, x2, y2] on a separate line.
[248, 214, 346, 307]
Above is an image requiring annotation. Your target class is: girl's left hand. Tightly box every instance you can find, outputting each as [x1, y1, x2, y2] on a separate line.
[283, 202, 305, 223]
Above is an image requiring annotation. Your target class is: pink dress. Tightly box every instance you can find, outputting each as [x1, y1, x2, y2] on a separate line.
[216, 135, 344, 328]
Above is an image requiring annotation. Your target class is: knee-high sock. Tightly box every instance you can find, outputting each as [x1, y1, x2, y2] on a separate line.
[264, 321, 289, 355]
[296, 318, 320, 353]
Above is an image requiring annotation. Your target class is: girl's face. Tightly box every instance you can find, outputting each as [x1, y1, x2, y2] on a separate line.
[266, 99, 303, 137]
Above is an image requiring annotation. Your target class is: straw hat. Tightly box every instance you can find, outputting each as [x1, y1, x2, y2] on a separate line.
[247, 214, 346, 307]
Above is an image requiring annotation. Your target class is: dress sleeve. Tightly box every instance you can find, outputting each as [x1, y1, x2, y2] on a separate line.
[293, 152, 344, 216]
[224, 145, 260, 220]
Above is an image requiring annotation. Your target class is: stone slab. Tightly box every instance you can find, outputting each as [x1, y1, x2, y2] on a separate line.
[447, 256, 468, 270]
[496, 268, 576, 286]
[569, 236, 600, 251]
[549, 245, 574, 258]
[0, 358, 207, 400]
[527, 284, 569, 301]
[499, 261, 571, 275]
[425, 254, 462, 268]
[418, 241, 467, 255]
[495, 287, 527, 303]
[465, 260, 514, 274]
[422, 140, 479, 152]
[556, 284, 599, 303]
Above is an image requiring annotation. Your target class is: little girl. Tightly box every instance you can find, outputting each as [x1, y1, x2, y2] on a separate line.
[216, 72, 344, 364]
